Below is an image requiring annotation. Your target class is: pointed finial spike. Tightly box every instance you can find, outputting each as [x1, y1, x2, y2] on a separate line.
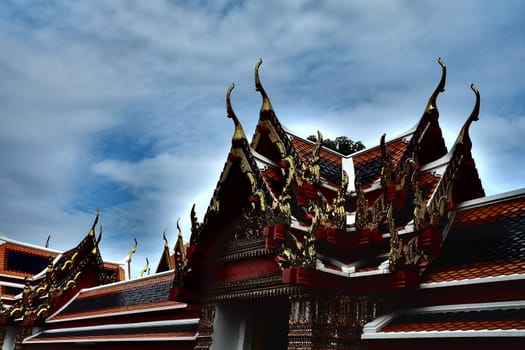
[139, 258, 150, 277]
[455, 84, 481, 148]
[255, 58, 263, 91]
[225, 83, 246, 142]
[226, 83, 237, 121]
[162, 228, 169, 247]
[438, 57, 446, 68]
[45, 234, 51, 249]
[177, 218, 183, 237]
[254, 58, 273, 113]
[126, 238, 138, 262]
[97, 226, 103, 244]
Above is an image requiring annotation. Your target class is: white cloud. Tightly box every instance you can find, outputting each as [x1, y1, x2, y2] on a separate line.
[0, 0, 524, 277]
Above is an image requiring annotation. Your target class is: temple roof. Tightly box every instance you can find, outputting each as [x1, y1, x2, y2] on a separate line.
[363, 301, 525, 339]
[24, 319, 199, 345]
[48, 270, 178, 322]
[26, 271, 199, 347]
[422, 189, 525, 286]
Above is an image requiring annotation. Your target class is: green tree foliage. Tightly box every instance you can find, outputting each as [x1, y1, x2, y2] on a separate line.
[306, 135, 365, 155]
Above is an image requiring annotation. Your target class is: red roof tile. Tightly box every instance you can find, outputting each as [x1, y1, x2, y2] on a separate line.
[381, 308, 525, 332]
[454, 198, 525, 228]
[418, 172, 441, 201]
[262, 167, 283, 198]
[290, 137, 343, 185]
[353, 139, 407, 167]
[353, 138, 409, 186]
[50, 272, 177, 321]
[424, 257, 525, 283]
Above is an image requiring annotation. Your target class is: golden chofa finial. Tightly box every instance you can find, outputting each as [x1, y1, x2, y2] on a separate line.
[97, 225, 102, 245]
[255, 58, 274, 114]
[162, 228, 169, 248]
[126, 238, 138, 262]
[226, 83, 247, 143]
[139, 258, 150, 277]
[456, 84, 481, 148]
[176, 218, 183, 238]
[88, 209, 100, 237]
[426, 57, 447, 113]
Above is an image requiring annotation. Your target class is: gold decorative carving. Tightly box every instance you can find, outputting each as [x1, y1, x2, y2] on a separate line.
[389, 196, 429, 272]
[388, 205, 403, 272]
[279, 203, 319, 269]
[273, 156, 295, 226]
[190, 203, 202, 244]
[300, 130, 322, 185]
[355, 174, 379, 232]
[324, 170, 348, 229]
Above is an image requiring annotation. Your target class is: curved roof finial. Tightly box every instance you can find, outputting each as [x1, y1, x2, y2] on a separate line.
[89, 209, 100, 237]
[177, 217, 183, 238]
[97, 226, 103, 245]
[162, 228, 169, 248]
[226, 83, 239, 125]
[255, 58, 274, 113]
[139, 258, 150, 278]
[45, 234, 51, 249]
[426, 57, 447, 113]
[456, 84, 481, 148]
[226, 83, 246, 142]
[126, 238, 138, 263]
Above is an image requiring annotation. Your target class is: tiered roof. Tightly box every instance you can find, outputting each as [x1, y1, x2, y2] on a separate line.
[24, 271, 199, 349]
[172, 58, 523, 348]
[178, 58, 485, 295]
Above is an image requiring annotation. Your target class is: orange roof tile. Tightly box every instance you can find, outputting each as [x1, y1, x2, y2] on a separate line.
[50, 272, 176, 321]
[424, 257, 525, 284]
[418, 171, 441, 201]
[381, 308, 525, 332]
[262, 167, 283, 198]
[290, 137, 343, 185]
[454, 198, 525, 227]
[353, 138, 409, 186]
[353, 139, 407, 167]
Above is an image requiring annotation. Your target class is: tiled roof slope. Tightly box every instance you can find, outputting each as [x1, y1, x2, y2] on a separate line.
[24, 319, 198, 345]
[289, 136, 343, 185]
[381, 308, 525, 333]
[352, 138, 409, 187]
[424, 191, 525, 284]
[49, 271, 176, 321]
[287, 133, 411, 188]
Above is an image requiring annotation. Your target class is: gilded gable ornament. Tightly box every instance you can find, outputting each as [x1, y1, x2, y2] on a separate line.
[324, 170, 348, 230]
[300, 130, 323, 186]
[277, 203, 320, 269]
[273, 155, 295, 227]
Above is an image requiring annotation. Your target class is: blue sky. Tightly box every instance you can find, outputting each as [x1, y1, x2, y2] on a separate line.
[1, 1, 524, 278]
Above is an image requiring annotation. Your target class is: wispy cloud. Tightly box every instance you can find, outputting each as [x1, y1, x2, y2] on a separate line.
[1, 0, 524, 277]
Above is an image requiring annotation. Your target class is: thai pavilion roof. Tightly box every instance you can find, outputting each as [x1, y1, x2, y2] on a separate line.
[24, 270, 199, 347]
[0, 213, 125, 325]
[362, 300, 525, 340]
[422, 189, 525, 286]
[177, 60, 484, 300]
